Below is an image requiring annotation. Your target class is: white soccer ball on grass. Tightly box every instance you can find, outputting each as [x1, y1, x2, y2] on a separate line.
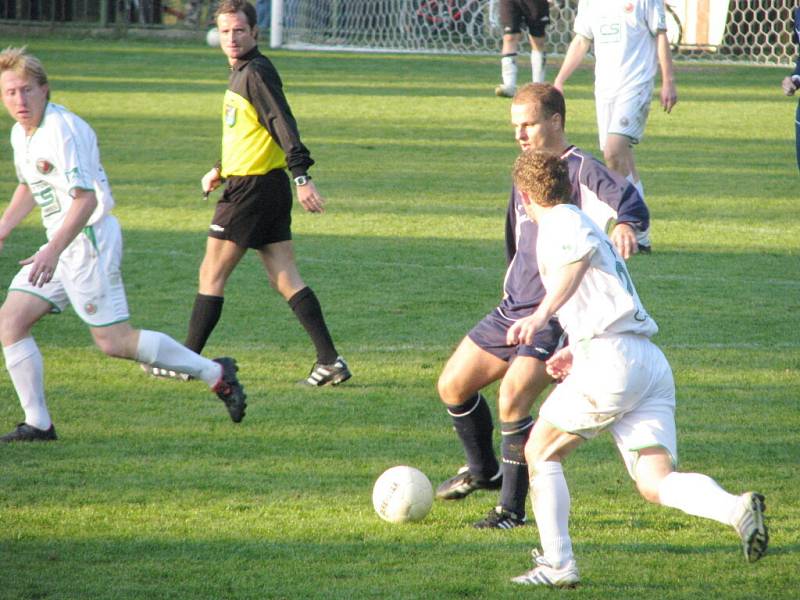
[372, 465, 434, 523]
[206, 27, 220, 47]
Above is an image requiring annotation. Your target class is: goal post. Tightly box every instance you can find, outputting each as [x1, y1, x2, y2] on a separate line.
[269, 0, 798, 66]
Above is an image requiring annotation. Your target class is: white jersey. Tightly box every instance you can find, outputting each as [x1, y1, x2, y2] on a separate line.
[11, 102, 114, 239]
[573, 0, 666, 100]
[536, 203, 658, 342]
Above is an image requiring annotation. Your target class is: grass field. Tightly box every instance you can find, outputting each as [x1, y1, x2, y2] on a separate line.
[0, 35, 798, 599]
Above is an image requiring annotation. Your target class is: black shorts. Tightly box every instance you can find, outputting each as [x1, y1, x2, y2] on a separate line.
[209, 169, 292, 249]
[500, 0, 550, 37]
[468, 307, 563, 362]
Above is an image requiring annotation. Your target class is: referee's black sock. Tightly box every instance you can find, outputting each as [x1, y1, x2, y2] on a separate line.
[500, 416, 534, 517]
[184, 294, 224, 354]
[288, 287, 338, 365]
[447, 393, 499, 481]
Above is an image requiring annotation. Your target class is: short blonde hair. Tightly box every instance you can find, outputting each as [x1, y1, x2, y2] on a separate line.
[512, 150, 572, 207]
[0, 46, 49, 96]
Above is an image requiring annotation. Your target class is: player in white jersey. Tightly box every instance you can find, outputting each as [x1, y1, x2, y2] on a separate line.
[504, 151, 767, 587]
[0, 47, 247, 442]
[553, 0, 677, 213]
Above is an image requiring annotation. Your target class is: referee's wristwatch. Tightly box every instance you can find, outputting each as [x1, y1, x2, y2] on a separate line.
[294, 175, 311, 187]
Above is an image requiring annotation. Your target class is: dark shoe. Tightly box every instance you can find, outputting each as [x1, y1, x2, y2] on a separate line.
[474, 506, 526, 529]
[140, 363, 192, 381]
[435, 465, 502, 500]
[212, 357, 247, 423]
[0, 422, 57, 443]
[302, 356, 351, 387]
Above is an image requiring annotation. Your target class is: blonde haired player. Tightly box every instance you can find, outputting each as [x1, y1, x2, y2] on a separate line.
[0, 47, 247, 441]
[506, 151, 768, 587]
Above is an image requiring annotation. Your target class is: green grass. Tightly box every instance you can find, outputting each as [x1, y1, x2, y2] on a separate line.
[0, 36, 798, 599]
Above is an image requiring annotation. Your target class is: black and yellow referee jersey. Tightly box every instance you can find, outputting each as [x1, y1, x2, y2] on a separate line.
[220, 47, 314, 179]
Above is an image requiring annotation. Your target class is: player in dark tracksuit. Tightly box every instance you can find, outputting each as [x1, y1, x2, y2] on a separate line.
[436, 83, 649, 529]
[786, 7, 800, 172]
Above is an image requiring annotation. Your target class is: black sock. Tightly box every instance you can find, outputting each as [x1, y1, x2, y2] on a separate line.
[288, 287, 338, 364]
[184, 294, 224, 353]
[447, 394, 499, 481]
[499, 416, 534, 517]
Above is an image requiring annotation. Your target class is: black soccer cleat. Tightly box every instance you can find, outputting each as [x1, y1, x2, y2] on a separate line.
[302, 356, 352, 387]
[435, 465, 502, 500]
[212, 357, 247, 423]
[0, 422, 57, 443]
[474, 506, 526, 530]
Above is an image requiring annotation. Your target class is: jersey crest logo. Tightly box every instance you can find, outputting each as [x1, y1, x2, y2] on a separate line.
[225, 105, 237, 127]
[36, 159, 54, 175]
[623, 2, 634, 13]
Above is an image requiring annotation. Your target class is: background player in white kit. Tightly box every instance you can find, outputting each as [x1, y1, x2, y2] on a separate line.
[0, 47, 247, 442]
[554, 0, 677, 216]
[504, 151, 768, 587]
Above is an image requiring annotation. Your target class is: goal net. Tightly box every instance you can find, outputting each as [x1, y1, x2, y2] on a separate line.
[270, 0, 798, 67]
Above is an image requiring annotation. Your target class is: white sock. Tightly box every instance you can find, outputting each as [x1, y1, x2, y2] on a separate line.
[135, 330, 221, 387]
[658, 471, 740, 525]
[501, 54, 518, 89]
[531, 49, 546, 83]
[3, 337, 51, 430]
[530, 461, 573, 567]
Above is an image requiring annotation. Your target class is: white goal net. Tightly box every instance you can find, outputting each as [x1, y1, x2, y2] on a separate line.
[271, 0, 798, 67]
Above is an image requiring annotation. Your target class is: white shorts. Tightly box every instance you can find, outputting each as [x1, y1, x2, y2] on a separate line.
[539, 334, 677, 479]
[595, 80, 654, 150]
[9, 215, 130, 327]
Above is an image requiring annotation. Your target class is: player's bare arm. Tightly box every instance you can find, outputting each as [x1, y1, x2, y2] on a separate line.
[296, 180, 325, 214]
[22, 189, 97, 288]
[0, 184, 36, 253]
[609, 222, 639, 259]
[657, 31, 678, 113]
[545, 346, 573, 380]
[201, 166, 223, 193]
[553, 35, 591, 92]
[507, 255, 591, 346]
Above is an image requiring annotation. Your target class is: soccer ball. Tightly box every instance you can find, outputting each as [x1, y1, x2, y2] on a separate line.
[372, 465, 434, 523]
[206, 27, 220, 47]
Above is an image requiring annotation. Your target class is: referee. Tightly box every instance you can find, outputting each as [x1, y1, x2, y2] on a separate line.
[187, 0, 350, 386]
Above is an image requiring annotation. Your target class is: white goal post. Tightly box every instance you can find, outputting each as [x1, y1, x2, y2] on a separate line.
[270, 0, 797, 67]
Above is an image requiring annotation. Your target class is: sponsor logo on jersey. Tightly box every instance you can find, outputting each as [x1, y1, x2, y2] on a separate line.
[209, 224, 225, 232]
[225, 105, 237, 127]
[84, 303, 97, 315]
[36, 159, 54, 175]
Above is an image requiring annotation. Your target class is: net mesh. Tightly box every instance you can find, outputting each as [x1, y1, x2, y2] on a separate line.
[278, 0, 798, 67]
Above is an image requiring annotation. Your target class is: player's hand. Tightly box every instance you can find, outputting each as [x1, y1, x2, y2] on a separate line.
[609, 222, 637, 260]
[546, 347, 573, 381]
[507, 315, 542, 346]
[782, 76, 798, 96]
[296, 181, 325, 214]
[201, 168, 222, 194]
[21, 245, 59, 288]
[661, 81, 678, 113]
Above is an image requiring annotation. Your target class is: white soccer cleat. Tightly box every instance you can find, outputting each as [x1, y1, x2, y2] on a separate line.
[731, 492, 769, 563]
[511, 549, 580, 588]
[495, 84, 516, 98]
